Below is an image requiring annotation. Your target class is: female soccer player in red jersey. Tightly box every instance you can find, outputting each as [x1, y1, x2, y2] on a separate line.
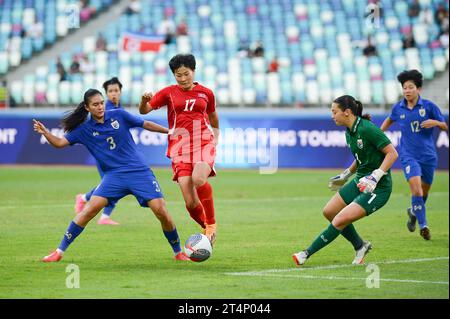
[139, 54, 219, 245]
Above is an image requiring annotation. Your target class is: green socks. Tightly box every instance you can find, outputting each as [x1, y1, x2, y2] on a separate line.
[306, 223, 341, 256]
[341, 224, 364, 250]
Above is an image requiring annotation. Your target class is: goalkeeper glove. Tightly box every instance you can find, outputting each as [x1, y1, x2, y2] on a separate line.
[357, 169, 386, 194]
[328, 168, 353, 191]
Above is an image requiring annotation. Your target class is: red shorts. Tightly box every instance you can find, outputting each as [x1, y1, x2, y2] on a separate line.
[171, 161, 216, 181]
[169, 142, 216, 181]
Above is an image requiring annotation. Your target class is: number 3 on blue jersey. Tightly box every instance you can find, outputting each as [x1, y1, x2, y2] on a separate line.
[153, 181, 161, 192]
[106, 136, 116, 150]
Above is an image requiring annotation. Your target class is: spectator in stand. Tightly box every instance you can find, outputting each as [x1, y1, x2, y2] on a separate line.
[57, 58, 68, 82]
[158, 16, 176, 45]
[176, 18, 189, 36]
[267, 56, 280, 73]
[70, 56, 81, 74]
[79, 0, 95, 22]
[363, 36, 377, 57]
[125, 0, 141, 15]
[96, 33, 107, 51]
[251, 41, 264, 57]
[435, 3, 449, 33]
[408, 0, 420, 18]
[402, 32, 416, 49]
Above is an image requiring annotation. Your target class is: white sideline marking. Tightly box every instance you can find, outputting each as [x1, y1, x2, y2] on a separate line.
[226, 273, 449, 285]
[225, 257, 449, 285]
[0, 192, 448, 210]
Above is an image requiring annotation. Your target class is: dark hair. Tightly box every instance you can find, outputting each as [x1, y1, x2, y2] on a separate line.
[397, 69, 423, 88]
[169, 54, 196, 73]
[61, 89, 103, 132]
[103, 76, 122, 92]
[333, 95, 372, 121]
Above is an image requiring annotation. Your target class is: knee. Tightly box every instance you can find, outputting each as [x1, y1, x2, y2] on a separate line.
[322, 207, 334, 221]
[153, 204, 169, 220]
[331, 215, 348, 230]
[192, 175, 207, 188]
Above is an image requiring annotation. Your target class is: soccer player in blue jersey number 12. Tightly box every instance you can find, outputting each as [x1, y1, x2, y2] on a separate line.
[74, 77, 124, 225]
[33, 89, 190, 262]
[381, 70, 448, 240]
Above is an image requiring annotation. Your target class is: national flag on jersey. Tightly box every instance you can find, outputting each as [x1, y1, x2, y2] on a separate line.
[121, 32, 165, 52]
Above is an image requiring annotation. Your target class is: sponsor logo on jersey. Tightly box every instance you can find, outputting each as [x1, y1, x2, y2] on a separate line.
[111, 120, 120, 129]
[198, 93, 207, 99]
[93, 131, 99, 136]
[357, 139, 364, 149]
[400, 114, 405, 119]
[419, 108, 426, 117]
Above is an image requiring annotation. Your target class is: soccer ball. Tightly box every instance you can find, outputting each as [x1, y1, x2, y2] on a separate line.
[184, 233, 212, 262]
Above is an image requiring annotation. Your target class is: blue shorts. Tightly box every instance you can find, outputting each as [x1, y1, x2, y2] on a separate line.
[401, 157, 437, 185]
[93, 169, 164, 207]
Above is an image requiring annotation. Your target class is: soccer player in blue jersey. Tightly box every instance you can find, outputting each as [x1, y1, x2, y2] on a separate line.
[33, 88, 190, 262]
[381, 70, 448, 240]
[74, 77, 124, 225]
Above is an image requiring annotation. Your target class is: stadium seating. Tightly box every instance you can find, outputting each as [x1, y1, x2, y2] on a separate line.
[0, 0, 115, 75]
[6, 0, 450, 106]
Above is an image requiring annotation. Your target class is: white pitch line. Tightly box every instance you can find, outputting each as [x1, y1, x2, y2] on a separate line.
[226, 257, 450, 276]
[226, 273, 449, 285]
[0, 192, 448, 210]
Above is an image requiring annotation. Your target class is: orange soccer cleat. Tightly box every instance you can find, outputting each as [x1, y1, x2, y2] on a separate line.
[203, 223, 217, 246]
[74, 194, 86, 215]
[174, 251, 190, 261]
[42, 250, 63, 262]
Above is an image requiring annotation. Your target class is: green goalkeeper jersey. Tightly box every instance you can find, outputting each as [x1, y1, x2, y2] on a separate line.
[345, 117, 392, 189]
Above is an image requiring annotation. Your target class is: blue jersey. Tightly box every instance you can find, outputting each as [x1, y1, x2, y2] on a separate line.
[389, 96, 445, 162]
[105, 99, 122, 111]
[65, 109, 149, 173]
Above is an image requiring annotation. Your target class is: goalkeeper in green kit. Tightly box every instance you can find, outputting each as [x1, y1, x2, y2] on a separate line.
[293, 95, 398, 266]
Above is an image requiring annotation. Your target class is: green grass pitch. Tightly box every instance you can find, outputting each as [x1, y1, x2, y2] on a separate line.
[0, 166, 448, 298]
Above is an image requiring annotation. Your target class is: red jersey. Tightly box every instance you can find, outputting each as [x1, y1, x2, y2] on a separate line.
[150, 82, 216, 163]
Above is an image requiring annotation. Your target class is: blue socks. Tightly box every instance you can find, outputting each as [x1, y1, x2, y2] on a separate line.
[412, 196, 427, 229]
[163, 228, 182, 254]
[103, 204, 115, 217]
[58, 221, 85, 252]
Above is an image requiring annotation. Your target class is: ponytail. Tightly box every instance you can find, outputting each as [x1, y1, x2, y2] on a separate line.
[61, 88, 102, 132]
[333, 95, 371, 121]
[354, 99, 372, 121]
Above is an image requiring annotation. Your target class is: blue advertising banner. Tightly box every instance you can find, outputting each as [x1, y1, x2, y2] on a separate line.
[0, 110, 448, 170]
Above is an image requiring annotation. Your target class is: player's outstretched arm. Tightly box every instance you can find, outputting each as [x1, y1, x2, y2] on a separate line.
[380, 117, 394, 131]
[139, 92, 154, 114]
[33, 119, 70, 148]
[143, 120, 169, 134]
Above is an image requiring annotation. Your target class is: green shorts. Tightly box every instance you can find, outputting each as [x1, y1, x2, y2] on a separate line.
[338, 178, 392, 215]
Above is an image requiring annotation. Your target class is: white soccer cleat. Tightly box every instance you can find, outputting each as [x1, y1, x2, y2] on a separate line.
[292, 250, 309, 266]
[352, 240, 372, 265]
